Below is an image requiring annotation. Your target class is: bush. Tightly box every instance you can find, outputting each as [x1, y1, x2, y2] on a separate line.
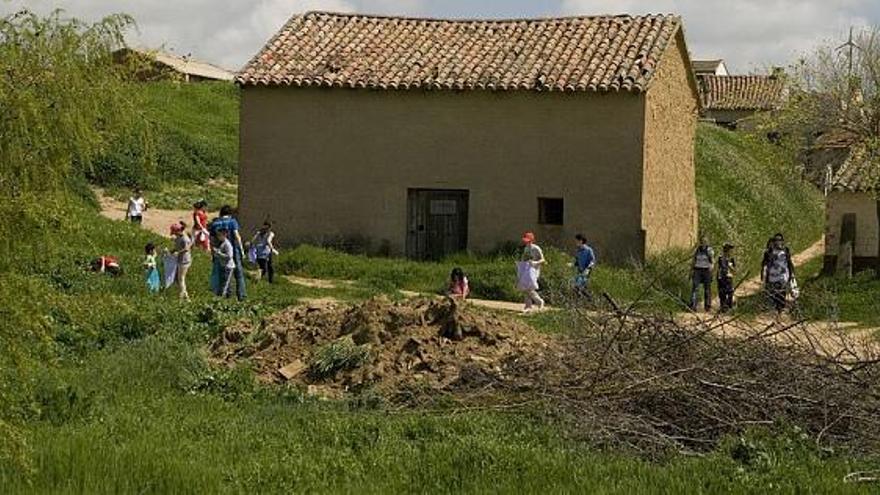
[308, 336, 371, 379]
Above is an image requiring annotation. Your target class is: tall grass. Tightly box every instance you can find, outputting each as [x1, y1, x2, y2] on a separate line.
[696, 125, 824, 275]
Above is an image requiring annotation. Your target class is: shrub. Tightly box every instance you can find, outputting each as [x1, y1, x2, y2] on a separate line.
[308, 336, 371, 380]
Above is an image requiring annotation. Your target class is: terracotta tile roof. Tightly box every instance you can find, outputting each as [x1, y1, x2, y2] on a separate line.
[698, 75, 785, 111]
[237, 11, 684, 93]
[830, 145, 880, 192]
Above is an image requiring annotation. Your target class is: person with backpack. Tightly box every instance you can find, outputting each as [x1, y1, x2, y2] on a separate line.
[689, 236, 714, 312]
[717, 243, 737, 313]
[249, 221, 278, 283]
[762, 233, 796, 313]
[573, 234, 596, 301]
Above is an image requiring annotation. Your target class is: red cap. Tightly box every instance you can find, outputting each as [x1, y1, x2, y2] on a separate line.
[522, 232, 535, 244]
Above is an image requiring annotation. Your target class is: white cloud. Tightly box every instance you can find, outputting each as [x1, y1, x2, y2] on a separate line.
[3, 1, 880, 73]
[561, 0, 875, 72]
[3, 0, 357, 70]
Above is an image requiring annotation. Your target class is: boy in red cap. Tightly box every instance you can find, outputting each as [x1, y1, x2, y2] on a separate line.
[519, 232, 546, 312]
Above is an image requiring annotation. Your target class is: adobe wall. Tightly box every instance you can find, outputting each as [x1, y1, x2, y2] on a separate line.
[239, 87, 647, 263]
[825, 191, 879, 256]
[641, 32, 699, 256]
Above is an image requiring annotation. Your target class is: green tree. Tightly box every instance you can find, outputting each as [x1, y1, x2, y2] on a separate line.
[0, 8, 146, 474]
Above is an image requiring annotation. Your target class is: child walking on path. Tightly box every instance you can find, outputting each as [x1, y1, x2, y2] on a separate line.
[170, 222, 193, 300]
[250, 221, 278, 283]
[519, 232, 546, 313]
[717, 243, 737, 312]
[213, 229, 235, 298]
[126, 189, 147, 225]
[573, 234, 596, 301]
[144, 243, 160, 293]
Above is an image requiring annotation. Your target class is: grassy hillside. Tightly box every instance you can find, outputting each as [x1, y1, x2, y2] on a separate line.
[696, 124, 824, 276]
[89, 81, 239, 194]
[276, 124, 826, 309]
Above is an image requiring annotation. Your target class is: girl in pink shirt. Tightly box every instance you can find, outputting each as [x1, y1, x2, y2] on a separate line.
[447, 267, 469, 299]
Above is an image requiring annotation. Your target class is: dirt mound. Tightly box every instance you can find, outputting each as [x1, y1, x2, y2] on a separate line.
[211, 296, 551, 397]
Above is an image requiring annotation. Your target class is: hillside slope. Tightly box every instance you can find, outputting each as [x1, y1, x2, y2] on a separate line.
[88, 82, 239, 190]
[696, 124, 824, 274]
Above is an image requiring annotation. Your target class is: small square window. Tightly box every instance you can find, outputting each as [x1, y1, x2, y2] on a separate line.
[538, 197, 564, 225]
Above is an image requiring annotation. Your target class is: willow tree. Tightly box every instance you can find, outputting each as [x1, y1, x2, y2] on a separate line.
[0, 9, 147, 474]
[0, 9, 149, 192]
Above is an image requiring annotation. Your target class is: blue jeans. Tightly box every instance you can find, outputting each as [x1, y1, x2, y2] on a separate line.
[233, 247, 246, 301]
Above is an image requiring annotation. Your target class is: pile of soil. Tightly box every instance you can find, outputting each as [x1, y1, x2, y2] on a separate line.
[211, 296, 552, 397]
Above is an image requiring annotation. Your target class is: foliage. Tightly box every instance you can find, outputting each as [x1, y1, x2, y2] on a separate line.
[0, 8, 148, 473]
[308, 336, 371, 379]
[0, 9, 142, 199]
[89, 81, 239, 190]
[772, 26, 880, 150]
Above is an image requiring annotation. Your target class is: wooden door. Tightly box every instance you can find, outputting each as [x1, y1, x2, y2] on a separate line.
[406, 189, 469, 260]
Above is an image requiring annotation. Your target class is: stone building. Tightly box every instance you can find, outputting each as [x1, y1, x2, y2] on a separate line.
[822, 143, 880, 275]
[236, 11, 700, 262]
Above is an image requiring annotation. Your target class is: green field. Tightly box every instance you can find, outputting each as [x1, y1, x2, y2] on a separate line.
[2, 195, 876, 494]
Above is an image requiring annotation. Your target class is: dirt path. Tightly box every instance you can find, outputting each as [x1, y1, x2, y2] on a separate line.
[97, 188, 194, 236]
[735, 237, 825, 297]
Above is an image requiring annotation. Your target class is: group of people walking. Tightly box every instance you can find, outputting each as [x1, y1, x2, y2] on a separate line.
[126, 190, 799, 314]
[689, 233, 797, 314]
[125, 190, 278, 300]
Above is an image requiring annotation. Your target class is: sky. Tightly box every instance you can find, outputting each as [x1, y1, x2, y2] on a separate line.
[4, 0, 880, 73]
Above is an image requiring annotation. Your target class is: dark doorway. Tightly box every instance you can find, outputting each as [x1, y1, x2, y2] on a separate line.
[406, 189, 469, 260]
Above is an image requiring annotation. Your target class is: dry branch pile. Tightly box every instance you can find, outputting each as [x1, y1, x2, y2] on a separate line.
[471, 302, 880, 456]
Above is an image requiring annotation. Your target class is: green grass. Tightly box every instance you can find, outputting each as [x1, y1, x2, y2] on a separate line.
[798, 263, 880, 328]
[696, 125, 824, 277]
[1, 192, 874, 493]
[88, 82, 239, 195]
[3, 323, 876, 493]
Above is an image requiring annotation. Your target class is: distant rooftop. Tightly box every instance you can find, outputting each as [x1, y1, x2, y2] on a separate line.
[692, 59, 728, 76]
[698, 74, 785, 111]
[118, 48, 234, 82]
